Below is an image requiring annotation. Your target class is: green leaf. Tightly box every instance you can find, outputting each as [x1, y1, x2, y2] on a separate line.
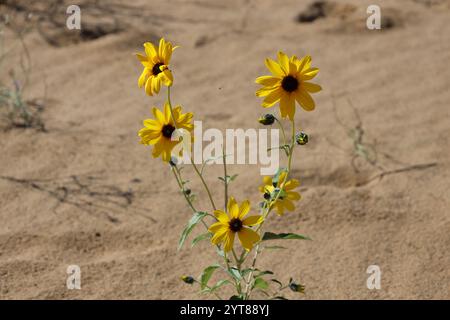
[178, 212, 208, 250]
[270, 279, 283, 289]
[253, 277, 269, 290]
[272, 296, 288, 300]
[264, 245, 287, 250]
[218, 174, 239, 184]
[191, 232, 212, 248]
[227, 267, 242, 281]
[200, 264, 220, 290]
[262, 232, 311, 241]
[256, 270, 274, 277]
[202, 279, 230, 294]
[229, 295, 244, 300]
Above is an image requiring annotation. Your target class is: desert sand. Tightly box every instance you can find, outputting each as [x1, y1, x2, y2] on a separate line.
[0, 0, 449, 299]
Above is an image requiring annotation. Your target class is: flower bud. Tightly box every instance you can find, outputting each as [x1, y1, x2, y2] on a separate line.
[258, 114, 275, 125]
[295, 132, 308, 145]
[180, 275, 195, 284]
[169, 156, 178, 167]
[289, 279, 305, 293]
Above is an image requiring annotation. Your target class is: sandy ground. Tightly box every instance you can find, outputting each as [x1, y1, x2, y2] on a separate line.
[0, 0, 449, 299]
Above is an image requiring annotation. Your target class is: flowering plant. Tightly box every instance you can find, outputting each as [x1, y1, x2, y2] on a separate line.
[135, 38, 321, 299]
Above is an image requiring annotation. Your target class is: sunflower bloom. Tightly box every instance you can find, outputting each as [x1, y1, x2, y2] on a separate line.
[136, 38, 177, 96]
[208, 197, 263, 252]
[138, 102, 193, 162]
[255, 52, 322, 120]
[259, 171, 301, 216]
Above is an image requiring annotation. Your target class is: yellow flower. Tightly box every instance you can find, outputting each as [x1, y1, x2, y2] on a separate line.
[208, 197, 263, 252]
[138, 102, 193, 162]
[255, 52, 322, 120]
[259, 171, 301, 215]
[136, 38, 177, 96]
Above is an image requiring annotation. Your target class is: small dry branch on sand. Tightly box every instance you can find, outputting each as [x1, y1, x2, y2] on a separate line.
[330, 94, 437, 186]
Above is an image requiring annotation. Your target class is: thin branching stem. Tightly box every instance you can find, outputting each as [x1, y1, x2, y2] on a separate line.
[243, 118, 296, 299]
[167, 86, 217, 211]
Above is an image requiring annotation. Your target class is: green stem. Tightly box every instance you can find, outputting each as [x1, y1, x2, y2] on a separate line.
[275, 117, 287, 146]
[190, 157, 217, 211]
[171, 166, 197, 213]
[167, 87, 239, 296]
[166, 86, 217, 211]
[224, 251, 241, 295]
[243, 118, 296, 299]
[222, 144, 228, 211]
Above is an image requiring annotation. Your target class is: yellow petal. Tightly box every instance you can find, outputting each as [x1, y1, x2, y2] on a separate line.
[139, 131, 159, 145]
[265, 58, 285, 77]
[282, 199, 295, 211]
[242, 215, 263, 226]
[277, 171, 287, 186]
[288, 61, 297, 76]
[286, 191, 301, 201]
[277, 51, 290, 74]
[238, 228, 260, 251]
[209, 222, 227, 234]
[138, 68, 150, 88]
[163, 42, 172, 65]
[286, 94, 296, 120]
[230, 202, 240, 219]
[280, 93, 295, 120]
[300, 68, 319, 81]
[285, 178, 300, 190]
[144, 42, 157, 60]
[279, 94, 288, 119]
[144, 77, 154, 96]
[258, 185, 266, 193]
[152, 141, 163, 158]
[161, 146, 172, 162]
[275, 202, 285, 216]
[223, 232, 235, 252]
[255, 75, 281, 87]
[163, 102, 172, 123]
[238, 200, 250, 219]
[227, 197, 237, 213]
[143, 118, 160, 129]
[152, 106, 165, 125]
[136, 53, 150, 67]
[256, 86, 276, 98]
[152, 76, 161, 94]
[158, 38, 166, 59]
[302, 82, 322, 93]
[161, 69, 173, 86]
[263, 176, 273, 186]
[214, 210, 230, 223]
[211, 227, 228, 245]
[296, 55, 312, 73]
[295, 90, 315, 111]
[262, 87, 282, 108]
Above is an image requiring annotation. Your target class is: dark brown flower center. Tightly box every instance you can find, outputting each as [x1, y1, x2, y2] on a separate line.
[152, 62, 164, 76]
[281, 75, 299, 92]
[229, 218, 243, 232]
[161, 124, 175, 138]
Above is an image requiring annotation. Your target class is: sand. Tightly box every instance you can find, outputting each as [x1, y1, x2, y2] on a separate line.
[0, 0, 449, 299]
